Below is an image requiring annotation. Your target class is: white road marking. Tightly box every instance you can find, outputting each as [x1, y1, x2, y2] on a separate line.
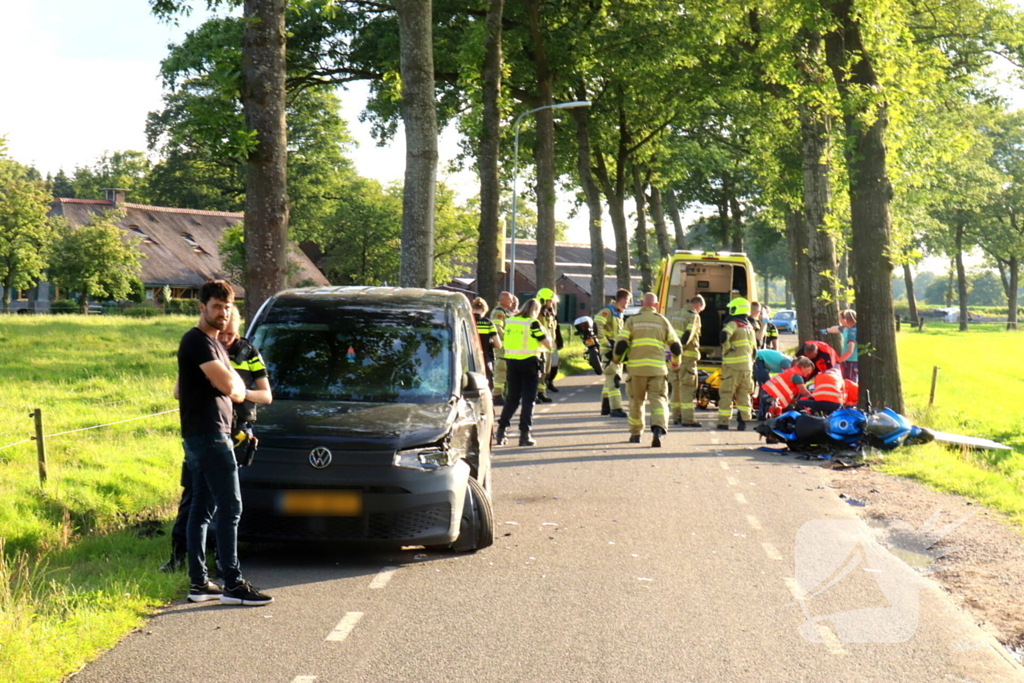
[735, 493, 748, 504]
[292, 677, 318, 683]
[368, 566, 399, 590]
[539, 408, 550, 413]
[726, 476, 740, 486]
[710, 437, 720, 444]
[326, 612, 364, 642]
[719, 462, 729, 470]
[815, 623, 849, 656]
[746, 515, 762, 530]
[762, 543, 783, 560]
[557, 398, 567, 402]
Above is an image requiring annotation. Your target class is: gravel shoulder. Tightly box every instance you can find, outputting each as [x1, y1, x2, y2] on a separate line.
[831, 464, 1024, 659]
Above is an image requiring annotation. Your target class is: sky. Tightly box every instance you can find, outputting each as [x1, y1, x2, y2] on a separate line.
[1, 1, 1020, 266]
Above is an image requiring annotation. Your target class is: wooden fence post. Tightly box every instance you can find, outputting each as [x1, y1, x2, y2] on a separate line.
[928, 367, 940, 407]
[32, 408, 46, 485]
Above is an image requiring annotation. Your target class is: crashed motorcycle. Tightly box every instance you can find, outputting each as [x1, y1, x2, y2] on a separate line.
[756, 403, 1009, 456]
[573, 316, 605, 376]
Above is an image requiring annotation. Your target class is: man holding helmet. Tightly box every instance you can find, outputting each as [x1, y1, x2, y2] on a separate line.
[717, 297, 757, 431]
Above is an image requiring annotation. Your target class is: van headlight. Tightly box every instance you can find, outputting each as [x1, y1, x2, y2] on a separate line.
[393, 445, 453, 471]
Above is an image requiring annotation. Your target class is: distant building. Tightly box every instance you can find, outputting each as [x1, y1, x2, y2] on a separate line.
[445, 238, 641, 320]
[5, 189, 329, 312]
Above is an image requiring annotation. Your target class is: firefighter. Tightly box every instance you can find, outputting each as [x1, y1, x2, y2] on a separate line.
[613, 292, 682, 447]
[495, 299, 551, 447]
[489, 291, 514, 406]
[535, 288, 558, 404]
[595, 288, 631, 418]
[759, 357, 814, 418]
[717, 297, 757, 431]
[669, 294, 705, 427]
[797, 366, 845, 415]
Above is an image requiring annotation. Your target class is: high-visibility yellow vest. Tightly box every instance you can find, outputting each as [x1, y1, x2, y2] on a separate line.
[503, 316, 542, 359]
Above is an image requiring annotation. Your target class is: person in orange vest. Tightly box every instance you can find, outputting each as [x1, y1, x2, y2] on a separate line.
[759, 357, 815, 417]
[843, 378, 859, 408]
[797, 367, 845, 415]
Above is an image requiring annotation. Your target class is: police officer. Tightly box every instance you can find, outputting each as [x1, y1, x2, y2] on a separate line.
[495, 299, 551, 447]
[717, 297, 757, 431]
[535, 288, 559, 404]
[669, 294, 705, 427]
[614, 292, 681, 448]
[595, 288, 631, 418]
[473, 297, 501, 388]
[489, 291, 514, 406]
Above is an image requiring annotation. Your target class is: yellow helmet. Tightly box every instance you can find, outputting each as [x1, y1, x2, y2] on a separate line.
[536, 287, 555, 302]
[727, 297, 751, 316]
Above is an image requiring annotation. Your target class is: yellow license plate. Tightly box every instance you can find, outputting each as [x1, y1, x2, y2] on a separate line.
[280, 490, 362, 516]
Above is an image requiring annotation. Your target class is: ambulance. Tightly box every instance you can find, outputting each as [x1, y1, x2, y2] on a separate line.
[653, 250, 757, 361]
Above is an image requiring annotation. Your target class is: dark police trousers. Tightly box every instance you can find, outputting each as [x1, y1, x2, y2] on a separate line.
[498, 357, 541, 432]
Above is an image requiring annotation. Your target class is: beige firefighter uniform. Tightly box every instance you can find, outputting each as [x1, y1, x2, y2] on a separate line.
[490, 305, 511, 396]
[669, 306, 702, 425]
[614, 307, 681, 436]
[595, 304, 625, 410]
[718, 317, 757, 427]
[537, 309, 558, 399]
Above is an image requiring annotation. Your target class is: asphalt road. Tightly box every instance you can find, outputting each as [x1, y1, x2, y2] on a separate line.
[72, 372, 1023, 683]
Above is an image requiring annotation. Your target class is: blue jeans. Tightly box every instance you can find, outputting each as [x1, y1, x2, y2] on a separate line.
[183, 433, 243, 587]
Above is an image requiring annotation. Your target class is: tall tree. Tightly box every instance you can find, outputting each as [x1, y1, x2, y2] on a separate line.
[475, 0, 504, 305]
[0, 156, 55, 312]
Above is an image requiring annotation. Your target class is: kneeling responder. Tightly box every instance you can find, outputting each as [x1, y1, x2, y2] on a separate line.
[759, 357, 814, 418]
[596, 289, 631, 418]
[718, 297, 757, 431]
[669, 294, 704, 427]
[495, 298, 551, 447]
[797, 367, 845, 415]
[614, 292, 681, 448]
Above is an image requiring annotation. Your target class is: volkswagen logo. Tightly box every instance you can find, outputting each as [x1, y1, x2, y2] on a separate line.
[309, 447, 333, 469]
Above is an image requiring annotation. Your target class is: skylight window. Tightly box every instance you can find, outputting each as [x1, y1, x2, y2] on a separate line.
[127, 225, 156, 244]
[180, 233, 209, 254]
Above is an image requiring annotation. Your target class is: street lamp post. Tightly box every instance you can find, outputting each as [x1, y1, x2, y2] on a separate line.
[507, 100, 592, 295]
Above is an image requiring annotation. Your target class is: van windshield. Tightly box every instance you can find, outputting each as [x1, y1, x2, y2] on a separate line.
[250, 305, 452, 403]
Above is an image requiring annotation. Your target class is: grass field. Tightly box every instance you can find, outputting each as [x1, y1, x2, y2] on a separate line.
[0, 315, 190, 683]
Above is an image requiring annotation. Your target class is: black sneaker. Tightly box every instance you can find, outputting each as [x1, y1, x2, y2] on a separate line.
[220, 579, 273, 606]
[188, 581, 223, 602]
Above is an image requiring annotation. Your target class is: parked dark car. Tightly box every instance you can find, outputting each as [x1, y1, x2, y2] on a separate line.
[239, 287, 494, 551]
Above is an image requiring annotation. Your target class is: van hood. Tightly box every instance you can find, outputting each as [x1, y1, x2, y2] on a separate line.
[254, 399, 456, 451]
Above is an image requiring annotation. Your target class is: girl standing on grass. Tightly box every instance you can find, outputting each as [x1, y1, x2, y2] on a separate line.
[825, 310, 858, 383]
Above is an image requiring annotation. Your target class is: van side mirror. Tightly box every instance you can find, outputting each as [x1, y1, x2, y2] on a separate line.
[462, 371, 489, 399]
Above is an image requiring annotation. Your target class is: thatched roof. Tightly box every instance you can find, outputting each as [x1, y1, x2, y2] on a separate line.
[49, 199, 329, 297]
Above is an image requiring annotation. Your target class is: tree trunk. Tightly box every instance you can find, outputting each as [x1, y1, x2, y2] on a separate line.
[396, 0, 438, 288]
[571, 100, 606, 314]
[592, 138, 632, 292]
[837, 249, 849, 308]
[664, 187, 686, 250]
[79, 290, 90, 314]
[799, 104, 841, 347]
[955, 222, 969, 332]
[946, 261, 955, 307]
[241, 0, 289, 322]
[526, 0, 556, 291]
[1008, 256, 1019, 331]
[717, 198, 730, 250]
[786, 208, 814, 337]
[903, 261, 918, 326]
[824, 1, 903, 412]
[729, 194, 744, 253]
[475, 0, 504, 306]
[649, 185, 672, 260]
[1, 274, 10, 313]
[631, 165, 653, 293]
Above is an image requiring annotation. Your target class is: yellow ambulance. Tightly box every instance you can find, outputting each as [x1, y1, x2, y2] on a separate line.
[653, 250, 757, 361]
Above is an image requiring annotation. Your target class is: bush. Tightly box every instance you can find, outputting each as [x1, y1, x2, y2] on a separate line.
[121, 305, 161, 318]
[50, 299, 78, 315]
[164, 298, 199, 316]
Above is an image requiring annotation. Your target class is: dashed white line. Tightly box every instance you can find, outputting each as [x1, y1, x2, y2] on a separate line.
[746, 514, 762, 530]
[368, 566, 399, 590]
[735, 493, 748, 504]
[719, 462, 729, 470]
[292, 677, 318, 683]
[726, 476, 740, 486]
[762, 543, 783, 560]
[325, 612, 364, 642]
[710, 437, 720, 444]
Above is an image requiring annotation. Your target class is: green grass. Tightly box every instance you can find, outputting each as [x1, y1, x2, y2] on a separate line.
[0, 315, 192, 683]
[878, 323, 1024, 526]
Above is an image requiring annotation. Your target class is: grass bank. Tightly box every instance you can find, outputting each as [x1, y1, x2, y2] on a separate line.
[879, 323, 1024, 526]
[0, 315, 190, 683]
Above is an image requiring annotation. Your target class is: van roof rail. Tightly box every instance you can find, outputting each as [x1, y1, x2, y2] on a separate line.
[672, 249, 748, 257]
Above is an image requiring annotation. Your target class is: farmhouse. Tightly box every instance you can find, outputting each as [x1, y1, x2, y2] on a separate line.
[7, 189, 329, 312]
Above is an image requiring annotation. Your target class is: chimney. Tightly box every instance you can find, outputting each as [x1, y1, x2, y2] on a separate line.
[101, 188, 128, 205]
